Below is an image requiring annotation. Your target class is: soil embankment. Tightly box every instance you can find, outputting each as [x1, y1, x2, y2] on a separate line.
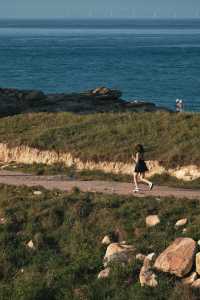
[0, 143, 199, 181]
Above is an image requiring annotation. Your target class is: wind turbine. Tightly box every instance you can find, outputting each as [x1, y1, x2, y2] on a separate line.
[109, 9, 113, 18]
[153, 11, 158, 18]
[195, 10, 200, 18]
[88, 9, 94, 18]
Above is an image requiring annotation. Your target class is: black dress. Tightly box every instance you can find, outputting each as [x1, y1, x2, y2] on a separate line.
[134, 152, 148, 173]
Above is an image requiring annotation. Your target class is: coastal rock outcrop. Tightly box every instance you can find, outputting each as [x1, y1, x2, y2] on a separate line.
[0, 87, 171, 117]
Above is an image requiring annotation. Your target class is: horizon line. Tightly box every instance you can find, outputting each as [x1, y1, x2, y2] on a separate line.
[0, 16, 200, 20]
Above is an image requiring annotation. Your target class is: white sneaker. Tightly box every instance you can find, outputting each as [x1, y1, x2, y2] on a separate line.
[133, 188, 139, 193]
[149, 183, 154, 190]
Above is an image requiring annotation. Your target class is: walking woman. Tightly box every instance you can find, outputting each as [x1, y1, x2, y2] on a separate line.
[132, 144, 153, 193]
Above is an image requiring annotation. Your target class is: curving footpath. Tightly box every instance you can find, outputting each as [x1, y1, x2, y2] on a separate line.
[0, 170, 199, 200]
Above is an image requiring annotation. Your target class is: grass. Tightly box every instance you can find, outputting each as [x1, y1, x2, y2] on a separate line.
[0, 184, 200, 299]
[3, 162, 131, 182]
[150, 174, 200, 190]
[2, 162, 200, 189]
[0, 112, 199, 168]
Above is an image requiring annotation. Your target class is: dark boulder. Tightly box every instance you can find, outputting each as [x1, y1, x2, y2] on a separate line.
[24, 90, 46, 105]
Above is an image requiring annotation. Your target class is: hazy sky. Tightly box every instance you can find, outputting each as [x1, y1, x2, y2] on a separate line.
[0, 0, 200, 19]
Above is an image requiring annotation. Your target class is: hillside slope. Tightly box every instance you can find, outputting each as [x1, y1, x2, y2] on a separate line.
[0, 112, 199, 168]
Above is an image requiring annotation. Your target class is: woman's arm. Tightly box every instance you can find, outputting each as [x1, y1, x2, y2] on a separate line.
[132, 152, 139, 163]
[135, 152, 139, 163]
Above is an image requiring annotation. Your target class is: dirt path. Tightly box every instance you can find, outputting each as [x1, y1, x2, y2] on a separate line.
[0, 170, 199, 199]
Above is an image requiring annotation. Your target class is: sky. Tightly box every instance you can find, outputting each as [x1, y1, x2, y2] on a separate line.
[0, 0, 200, 19]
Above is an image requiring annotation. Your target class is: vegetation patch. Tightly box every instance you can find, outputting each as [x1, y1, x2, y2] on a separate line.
[0, 184, 200, 299]
[0, 112, 199, 167]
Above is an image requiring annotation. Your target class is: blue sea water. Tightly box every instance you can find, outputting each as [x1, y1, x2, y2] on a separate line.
[0, 18, 200, 111]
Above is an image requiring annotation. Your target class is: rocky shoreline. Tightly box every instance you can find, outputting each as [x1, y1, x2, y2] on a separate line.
[0, 86, 171, 117]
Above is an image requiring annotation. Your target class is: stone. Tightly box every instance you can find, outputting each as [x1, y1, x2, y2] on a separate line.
[156, 198, 162, 202]
[175, 218, 188, 227]
[103, 243, 135, 267]
[136, 253, 146, 262]
[136, 252, 156, 263]
[146, 215, 160, 227]
[139, 258, 158, 288]
[0, 217, 6, 225]
[33, 191, 42, 196]
[27, 240, 35, 250]
[196, 252, 200, 275]
[102, 235, 111, 245]
[97, 267, 110, 279]
[154, 238, 196, 277]
[120, 241, 127, 245]
[191, 279, 200, 289]
[147, 252, 156, 262]
[182, 272, 197, 285]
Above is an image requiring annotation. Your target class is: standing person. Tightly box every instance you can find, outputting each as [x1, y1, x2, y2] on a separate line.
[179, 99, 184, 112]
[176, 99, 184, 112]
[132, 144, 153, 193]
[176, 99, 180, 112]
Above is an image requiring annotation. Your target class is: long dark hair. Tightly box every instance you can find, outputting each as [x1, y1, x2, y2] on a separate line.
[135, 144, 144, 154]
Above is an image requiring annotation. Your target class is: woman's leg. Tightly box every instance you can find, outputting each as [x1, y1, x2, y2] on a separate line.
[140, 173, 153, 187]
[133, 172, 139, 190]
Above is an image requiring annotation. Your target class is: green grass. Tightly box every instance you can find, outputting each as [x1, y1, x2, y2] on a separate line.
[0, 184, 200, 299]
[0, 112, 200, 168]
[151, 174, 200, 190]
[3, 162, 131, 182]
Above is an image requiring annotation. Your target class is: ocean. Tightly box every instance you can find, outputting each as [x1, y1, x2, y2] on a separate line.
[0, 18, 200, 111]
